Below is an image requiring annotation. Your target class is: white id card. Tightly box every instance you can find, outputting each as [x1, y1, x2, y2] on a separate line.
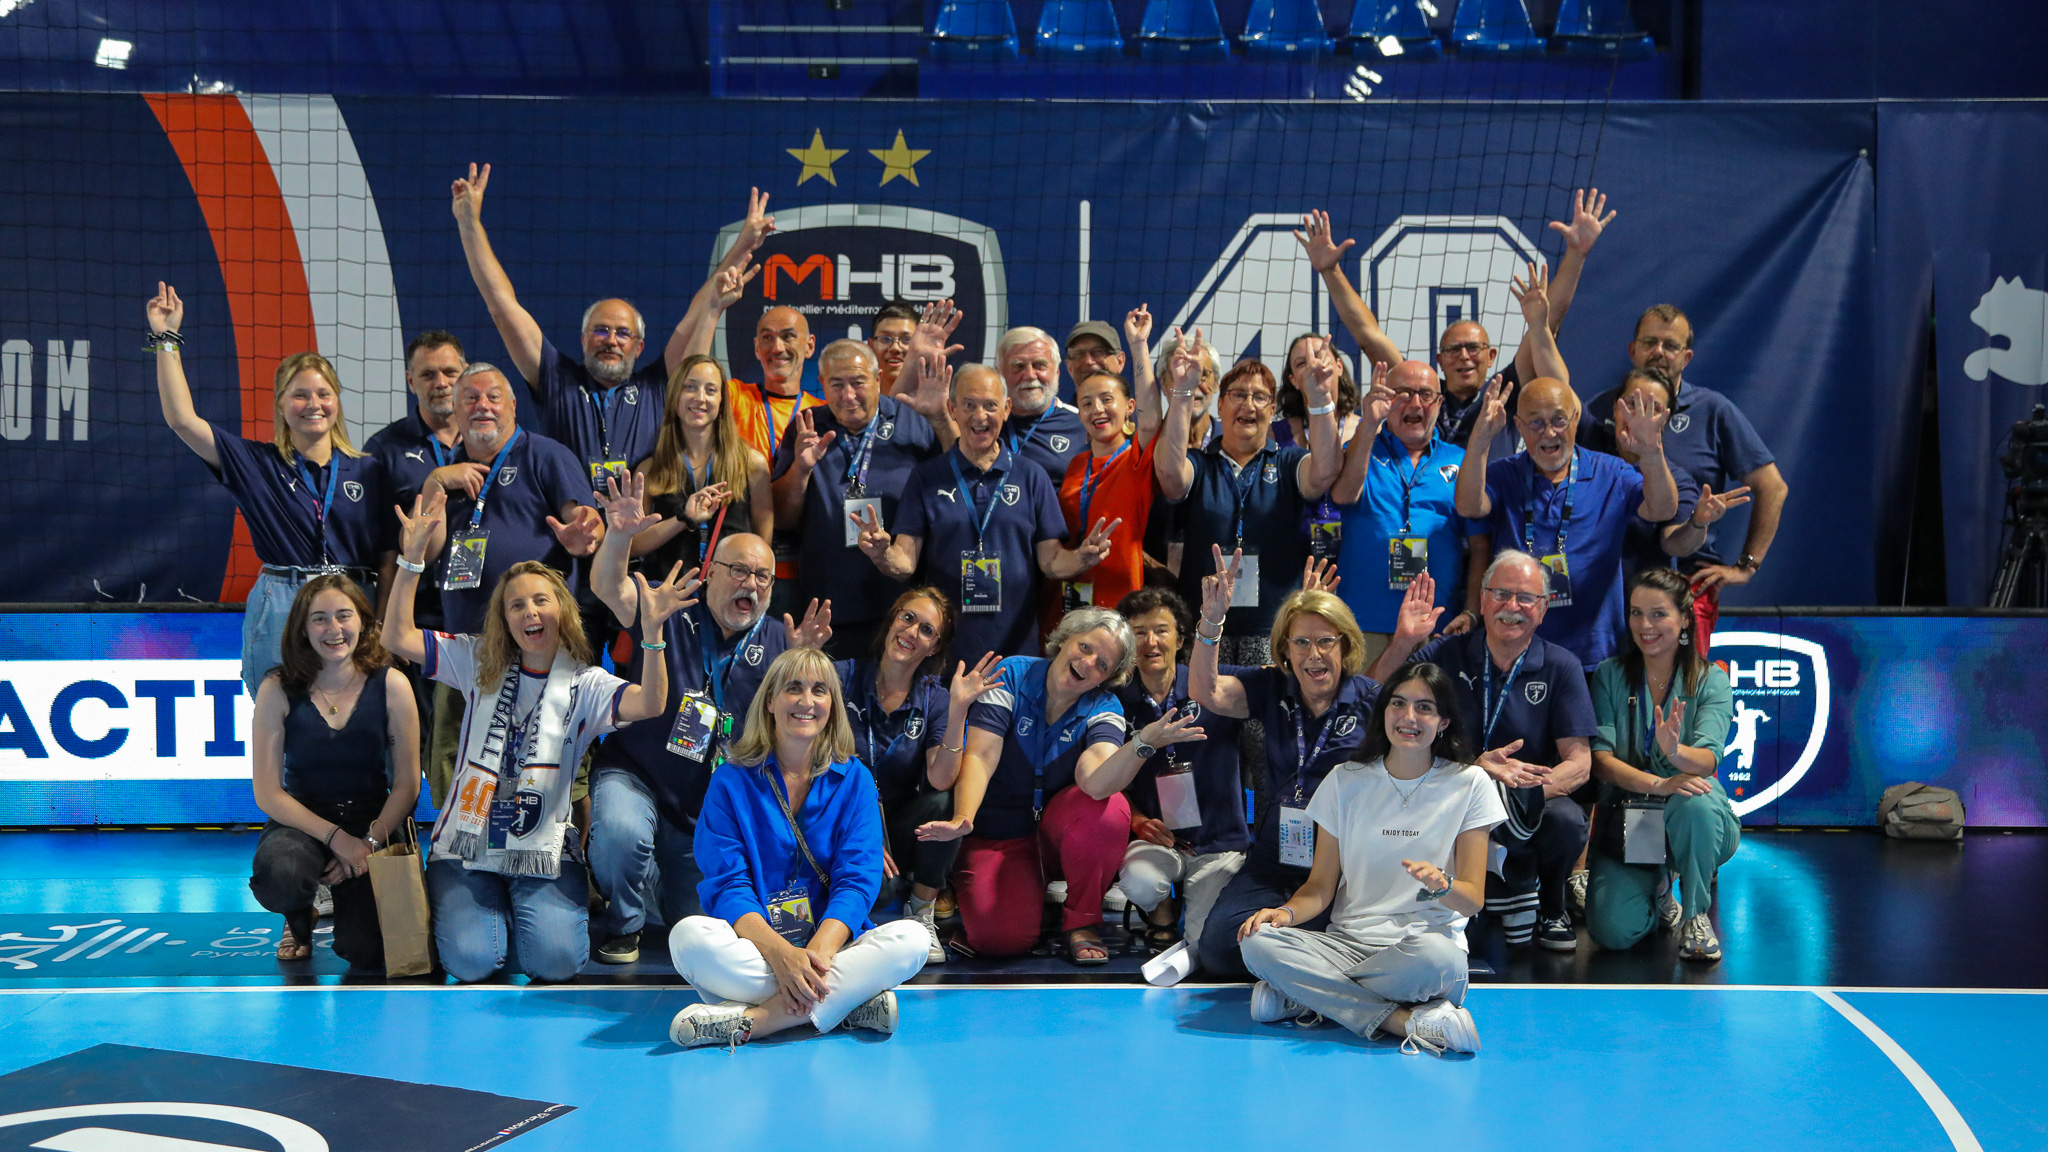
[1230, 552, 1260, 608]
[1278, 802, 1314, 867]
[844, 496, 882, 546]
[1155, 767, 1202, 832]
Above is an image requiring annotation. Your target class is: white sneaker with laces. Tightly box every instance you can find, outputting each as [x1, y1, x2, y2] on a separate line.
[1250, 980, 1304, 1023]
[1679, 912, 1722, 962]
[908, 900, 947, 964]
[1658, 888, 1683, 931]
[1401, 999, 1480, 1056]
[1566, 869, 1588, 914]
[843, 990, 898, 1035]
[313, 884, 334, 918]
[669, 1002, 754, 1050]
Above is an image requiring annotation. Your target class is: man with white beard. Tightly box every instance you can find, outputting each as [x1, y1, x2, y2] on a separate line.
[997, 327, 1089, 485]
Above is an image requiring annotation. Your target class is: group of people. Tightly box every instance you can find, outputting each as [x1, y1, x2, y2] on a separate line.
[149, 174, 1788, 1056]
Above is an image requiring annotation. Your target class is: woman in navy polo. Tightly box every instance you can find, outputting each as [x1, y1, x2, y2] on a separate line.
[148, 283, 390, 697]
[832, 587, 980, 964]
[1188, 547, 1381, 978]
[918, 607, 1205, 964]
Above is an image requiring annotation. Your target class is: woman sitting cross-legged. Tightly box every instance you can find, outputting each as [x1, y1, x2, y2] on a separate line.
[248, 574, 420, 967]
[1237, 663, 1507, 1056]
[668, 648, 931, 1049]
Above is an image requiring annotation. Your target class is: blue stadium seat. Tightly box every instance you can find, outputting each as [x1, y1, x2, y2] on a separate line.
[1137, 0, 1231, 62]
[1551, 0, 1654, 59]
[1345, 0, 1443, 60]
[1036, 1, 1126, 61]
[1241, 0, 1333, 59]
[1449, 0, 1546, 57]
[929, 0, 1021, 61]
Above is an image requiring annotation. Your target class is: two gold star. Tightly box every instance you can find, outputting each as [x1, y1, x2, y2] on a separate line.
[787, 129, 930, 187]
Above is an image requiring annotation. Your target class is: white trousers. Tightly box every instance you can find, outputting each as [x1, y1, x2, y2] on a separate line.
[1116, 842, 1246, 948]
[668, 916, 929, 1032]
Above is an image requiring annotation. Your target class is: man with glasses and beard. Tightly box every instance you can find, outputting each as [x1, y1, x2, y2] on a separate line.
[1366, 551, 1596, 958]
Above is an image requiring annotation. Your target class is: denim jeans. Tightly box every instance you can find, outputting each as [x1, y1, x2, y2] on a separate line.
[427, 857, 590, 983]
[587, 767, 703, 938]
[247, 797, 387, 970]
[240, 571, 300, 699]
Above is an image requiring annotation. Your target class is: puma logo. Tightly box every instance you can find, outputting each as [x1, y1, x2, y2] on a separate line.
[1965, 276, 2048, 386]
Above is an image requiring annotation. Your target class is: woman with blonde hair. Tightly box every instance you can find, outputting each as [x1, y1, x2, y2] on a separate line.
[668, 647, 929, 1048]
[632, 353, 774, 578]
[147, 283, 389, 697]
[1188, 550, 1382, 977]
[383, 486, 692, 983]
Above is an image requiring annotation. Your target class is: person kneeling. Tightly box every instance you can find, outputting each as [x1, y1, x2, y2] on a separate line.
[669, 648, 930, 1049]
[1237, 664, 1505, 1056]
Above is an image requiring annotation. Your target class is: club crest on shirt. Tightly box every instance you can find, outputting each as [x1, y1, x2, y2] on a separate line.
[498, 466, 518, 486]
[1017, 715, 1034, 735]
[746, 644, 766, 666]
[1668, 412, 1691, 434]
[1002, 484, 1021, 506]
[343, 481, 364, 502]
[1438, 464, 1459, 483]
[1525, 681, 1549, 705]
[1333, 714, 1358, 737]
[1049, 434, 1072, 454]
[906, 711, 926, 739]
[1263, 462, 1278, 484]
[878, 420, 896, 440]
[624, 385, 640, 405]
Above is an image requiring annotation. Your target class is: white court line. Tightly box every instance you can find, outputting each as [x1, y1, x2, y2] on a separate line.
[1, 982, 2046, 996]
[1816, 990, 1984, 1152]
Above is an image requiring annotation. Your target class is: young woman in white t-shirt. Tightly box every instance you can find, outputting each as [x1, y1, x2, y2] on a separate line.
[1237, 662, 1507, 1055]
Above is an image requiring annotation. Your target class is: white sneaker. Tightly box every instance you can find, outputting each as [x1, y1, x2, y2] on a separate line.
[1401, 999, 1480, 1056]
[1658, 888, 1683, 931]
[908, 900, 947, 964]
[669, 1002, 754, 1050]
[1679, 912, 1722, 962]
[1102, 887, 1130, 914]
[313, 884, 334, 918]
[843, 990, 898, 1035]
[1250, 980, 1304, 1023]
[1566, 869, 1588, 916]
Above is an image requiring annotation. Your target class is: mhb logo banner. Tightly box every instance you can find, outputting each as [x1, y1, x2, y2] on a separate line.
[1708, 631, 1832, 818]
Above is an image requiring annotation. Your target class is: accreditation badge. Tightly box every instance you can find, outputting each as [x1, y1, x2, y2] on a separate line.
[666, 691, 720, 761]
[1540, 552, 1574, 607]
[1278, 801, 1315, 868]
[1230, 552, 1260, 608]
[589, 460, 630, 486]
[766, 883, 817, 945]
[844, 496, 883, 547]
[1155, 764, 1202, 832]
[1062, 580, 1094, 613]
[960, 550, 1003, 613]
[1309, 515, 1341, 562]
[1388, 536, 1428, 590]
[442, 530, 489, 591]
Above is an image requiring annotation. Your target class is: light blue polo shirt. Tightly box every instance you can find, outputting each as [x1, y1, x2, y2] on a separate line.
[1334, 430, 1479, 634]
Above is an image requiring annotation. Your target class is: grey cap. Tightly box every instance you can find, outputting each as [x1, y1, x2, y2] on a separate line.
[1066, 320, 1123, 357]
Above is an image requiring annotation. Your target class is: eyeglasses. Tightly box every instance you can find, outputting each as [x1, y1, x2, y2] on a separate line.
[1069, 346, 1118, 362]
[1633, 336, 1688, 355]
[587, 325, 639, 343]
[1391, 388, 1440, 404]
[1440, 341, 1492, 358]
[871, 334, 912, 349]
[1519, 414, 1574, 433]
[1287, 635, 1343, 655]
[1222, 389, 1274, 408]
[894, 610, 939, 640]
[712, 561, 774, 588]
[1484, 587, 1543, 608]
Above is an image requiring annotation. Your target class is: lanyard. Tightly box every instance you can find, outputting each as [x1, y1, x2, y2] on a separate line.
[465, 428, 523, 530]
[581, 384, 616, 462]
[1285, 695, 1337, 806]
[1481, 644, 1532, 750]
[1076, 439, 1128, 532]
[844, 410, 882, 494]
[1380, 430, 1436, 534]
[947, 452, 1005, 549]
[1228, 446, 1273, 547]
[292, 455, 340, 562]
[701, 614, 767, 715]
[1148, 685, 1185, 770]
[1007, 406, 1057, 460]
[1521, 446, 1578, 559]
[1638, 674, 1672, 762]
[1016, 663, 1093, 817]
[859, 667, 919, 771]
[764, 758, 828, 885]
[751, 386, 798, 463]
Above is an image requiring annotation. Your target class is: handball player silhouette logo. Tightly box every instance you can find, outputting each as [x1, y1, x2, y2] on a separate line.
[1708, 632, 1832, 818]
[709, 204, 1009, 370]
[1964, 275, 2048, 385]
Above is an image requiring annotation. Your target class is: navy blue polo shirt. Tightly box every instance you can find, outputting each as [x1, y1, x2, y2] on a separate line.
[435, 429, 591, 634]
[206, 424, 389, 570]
[596, 601, 787, 830]
[1580, 381, 1775, 566]
[894, 445, 1066, 664]
[965, 656, 1127, 842]
[1170, 439, 1314, 636]
[1004, 401, 1088, 487]
[1118, 665, 1250, 856]
[772, 396, 942, 626]
[1410, 631, 1596, 766]
[835, 658, 948, 801]
[1483, 445, 1653, 672]
[1622, 467, 1700, 581]
[1437, 362, 1522, 456]
[529, 337, 667, 482]
[363, 412, 459, 629]
[1335, 431, 1479, 634]
[1234, 665, 1379, 870]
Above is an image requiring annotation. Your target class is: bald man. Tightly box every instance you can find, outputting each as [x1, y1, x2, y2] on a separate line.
[1455, 374, 1678, 671]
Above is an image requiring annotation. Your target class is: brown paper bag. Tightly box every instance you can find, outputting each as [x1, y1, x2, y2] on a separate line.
[368, 819, 435, 977]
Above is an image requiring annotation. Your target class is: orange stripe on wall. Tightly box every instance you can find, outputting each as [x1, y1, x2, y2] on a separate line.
[146, 94, 320, 603]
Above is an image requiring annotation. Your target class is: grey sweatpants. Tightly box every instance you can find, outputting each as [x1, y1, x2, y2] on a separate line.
[1239, 925, 1468, 1038]
[1116, 842, 1245, 948]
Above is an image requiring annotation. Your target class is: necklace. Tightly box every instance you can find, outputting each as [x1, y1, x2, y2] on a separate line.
[1387, 762, 1431, 808]
[311, 671, 362, 717]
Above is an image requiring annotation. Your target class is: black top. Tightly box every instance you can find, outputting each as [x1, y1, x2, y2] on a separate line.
[280, 678, 392, 803]
[642, 476, 755, 581]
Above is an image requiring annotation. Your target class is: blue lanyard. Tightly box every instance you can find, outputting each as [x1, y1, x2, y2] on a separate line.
[1481, 645, 1531, 750]
[1076, 440, 1128, 532]
[1380, 430, 1436, 534]
[947, 452, 1005, 549]
[1148, 683, 1186, 771]
[465, 428, 523, 530]
[701, 614, 766, 715]
[1286, 695, 1337, 806]
[1228, 446, 1273, 546]
[844, 411, 882, 495]
[1521, 447, 1577, 559]
[1639, 675, 1671, 762]
[427, 434, 453, 468]
[859, 671, 923, 772]
[292, 455, 340, 562]
[582, 384, 617, 462]
[1016, 662, 1092, 817]
[1007, 406, 1057, 460]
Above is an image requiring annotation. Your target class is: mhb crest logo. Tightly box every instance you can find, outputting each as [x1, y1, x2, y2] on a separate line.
[1707, 632, 1831, 817]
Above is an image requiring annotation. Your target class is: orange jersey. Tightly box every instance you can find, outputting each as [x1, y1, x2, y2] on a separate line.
[1044, 434, 1158, 636]
[725, 379, 823, 466]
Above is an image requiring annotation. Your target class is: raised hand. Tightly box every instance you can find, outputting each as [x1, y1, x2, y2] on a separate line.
[792, 408, 838, 471]
[1125, 303, 1153, 350]
[1073, 517, 1124, 569]
[1654, 697, 1687, 758]
[548, 505, 604, 557]
[1615, 388, 1669, 457]
[634, 562, 701, 632]
[1689, 484, 1753, 527]
[1138, 706, 1207, 750]
[450, 162, 490, 225]
[146, 282, 184, 335]
[1293, 209, 1355, 274]
[783, 598, 833, 650]
[910, 298, 966, 363]
[1166, 327, 1204, 396]
[1363, 359, 1395, 429]
[1548, 187, 1615, 255]
[949, 651, 1001, 714]
[1510, 261, 1551, 331]
[1392, 570, 1443, 646]
[1302, 335, 1339, 411]
[1301, 555, 1342, 594]
[853, 504, 892, 559]
[600, 471, 664, 536]
[903, 348, 955, 419]
[1200, 544, 1243, 624]
[714, 259, 760, 309]
[396, 487, 447, 564]
[1477, 739, 1550, 789]
[682, 481, 731, 526]
[1470, 374, 1512, 442]
[732, 187, 777, 258]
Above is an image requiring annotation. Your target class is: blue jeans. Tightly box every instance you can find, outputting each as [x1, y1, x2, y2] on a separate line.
[427, 858, 590, 983]
[1198, 852, 1331, 979]
[586, 767, 702, 937]
[240, 571, 300, 699]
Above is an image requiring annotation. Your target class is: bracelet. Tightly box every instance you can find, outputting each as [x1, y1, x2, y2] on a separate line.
[1278, 906, 1297, 926]
[943, 739, 967, 754]
[1306, 401, 1336, 416]
[1195, 631, 1220, 646]
[395, 556, 426, 574]
[323, 825, 340, 847]
[143, 329, 185, 353]
[640, 638, 668, 650]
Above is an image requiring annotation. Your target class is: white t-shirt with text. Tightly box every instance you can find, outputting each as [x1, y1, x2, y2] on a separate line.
[1307, 756, 1507, 949]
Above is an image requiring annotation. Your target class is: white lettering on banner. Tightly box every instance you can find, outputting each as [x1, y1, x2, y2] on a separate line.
[1361, 215, 1541, 367]
[0, 660, 252, 781]
[1708, 632, 1831, 818]
[898, 255, 956, 299]
[0, 339, 30, 441]
[1165, 215, 1326, 370]
[1726, 659, 1802, 689]
[0, 338, 90, 441]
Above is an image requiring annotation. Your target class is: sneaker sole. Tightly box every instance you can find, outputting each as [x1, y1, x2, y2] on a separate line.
[849, 992, 898, 1035]
[596, 950, 640, 965]
[1537, 937, 1578, 952]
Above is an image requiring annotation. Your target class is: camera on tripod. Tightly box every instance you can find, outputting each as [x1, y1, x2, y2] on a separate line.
[2001, 404, 2048, 515]
[1992, 404, 2048, 607]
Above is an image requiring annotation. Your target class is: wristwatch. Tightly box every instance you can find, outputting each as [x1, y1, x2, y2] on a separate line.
[1134, 738, 1158, 760]
[1737, 553, 1761, 572]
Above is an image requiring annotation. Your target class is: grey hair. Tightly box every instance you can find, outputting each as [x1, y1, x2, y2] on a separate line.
[1151, 331, 1221, 390]
[1484, 549, 1552, 595]
[997, 326, 1057, 366]
[951, 363, 1002, 404]
[818, 338, 879, 376]
[579, 298, 646, 341]
[457, 362, 507, 387]
[1043, 606, 1138, 689]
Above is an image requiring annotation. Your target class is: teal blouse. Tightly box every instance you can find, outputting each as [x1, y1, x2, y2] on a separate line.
[1589, 657, 1733, 783]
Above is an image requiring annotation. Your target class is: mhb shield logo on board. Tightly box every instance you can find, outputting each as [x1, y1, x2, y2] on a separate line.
[1707, 632, 1831, 817]
[712, 205, 1009, 368]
